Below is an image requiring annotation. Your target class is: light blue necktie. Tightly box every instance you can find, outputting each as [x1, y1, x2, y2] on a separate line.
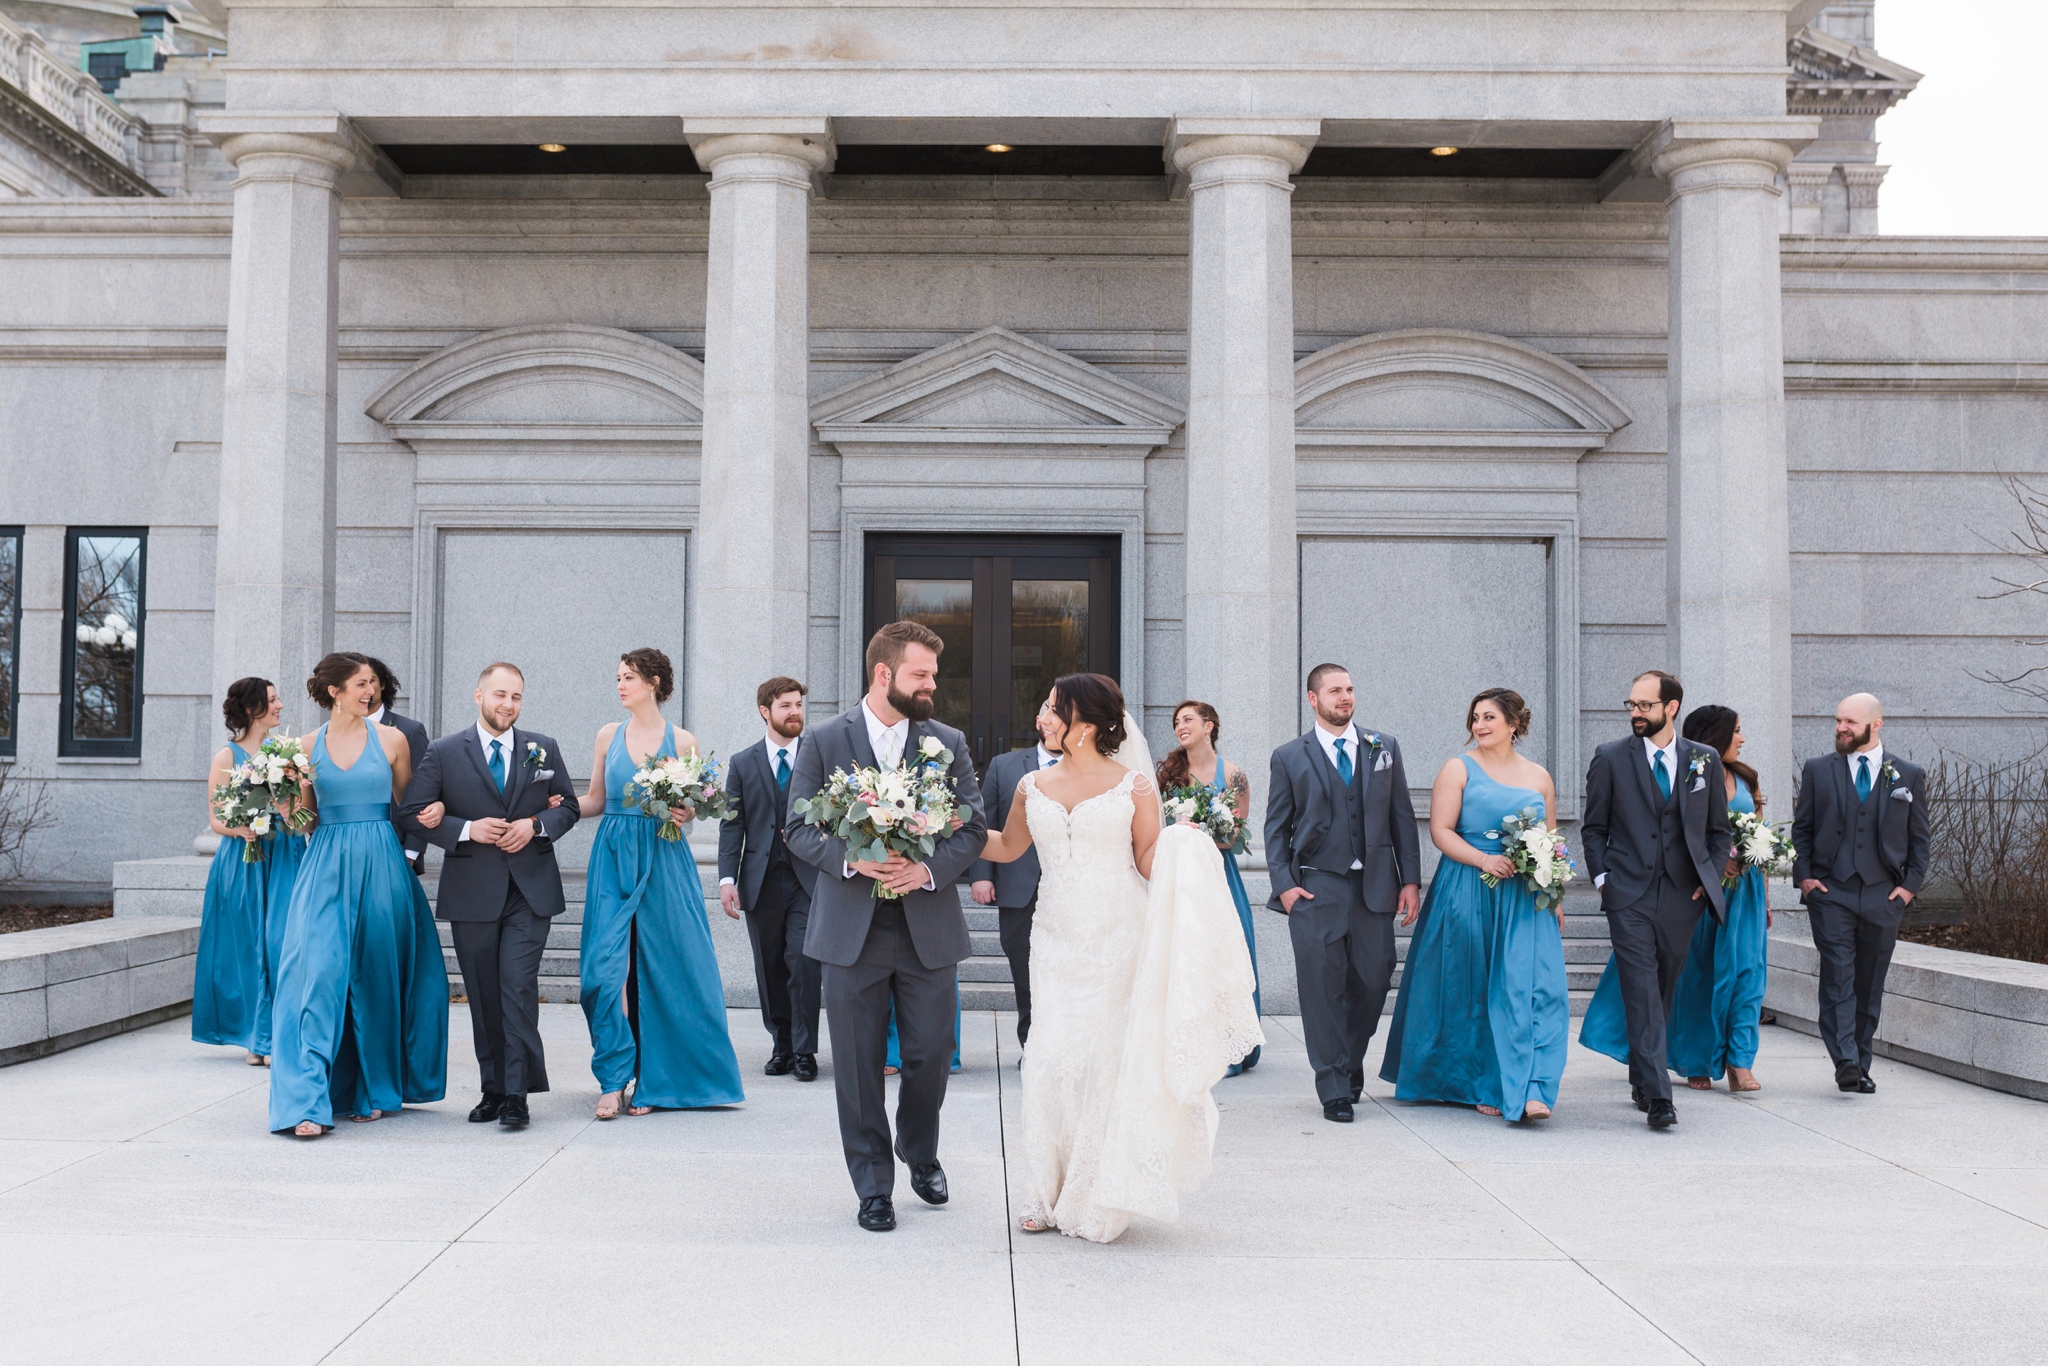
[1856, 754, 1872, 802]
[489, 738, 506, 791]
[1333, 737, 1354, 786]
[775, 748, 791, 791]
[1653, 749, 1671, 802]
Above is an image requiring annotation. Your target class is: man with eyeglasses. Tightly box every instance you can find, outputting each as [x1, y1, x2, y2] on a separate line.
[1581, 670, 1734, 1129]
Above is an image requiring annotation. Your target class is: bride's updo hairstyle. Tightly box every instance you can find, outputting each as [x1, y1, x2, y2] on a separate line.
[307, 652, 369, 711]
[1465, 687, 1531, 742]
[1051, 673, 1129, 758]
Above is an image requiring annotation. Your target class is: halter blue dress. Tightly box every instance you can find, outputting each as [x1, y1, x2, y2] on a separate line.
[266, 725, 449, 1131]
[1380, 754, 1569, 1120]
[1209, 752, 1261, 1075]
[192, 740, 307, 1056]
[581, 722, 745, 1108]
[1580, 783, 1769, 1078]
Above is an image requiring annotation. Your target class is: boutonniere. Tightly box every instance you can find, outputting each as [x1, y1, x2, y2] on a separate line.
[1881, 759, 1900, 786]
[1361, 731, 1394, 772]
[524, 742, 552, 779]
[1686, 752, 1709, 780]
[918, 735, 947, 765]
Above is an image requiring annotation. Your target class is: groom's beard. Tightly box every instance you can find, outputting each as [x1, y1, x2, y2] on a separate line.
[887, 684, 936, 723]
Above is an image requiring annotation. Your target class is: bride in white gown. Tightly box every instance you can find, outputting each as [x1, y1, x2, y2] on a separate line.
[979, 673, 1263, 1243]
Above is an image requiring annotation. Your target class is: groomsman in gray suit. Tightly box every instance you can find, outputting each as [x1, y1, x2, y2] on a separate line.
[786, 622, 987, 1233]
[351, 654, 429, 874]
[1792, 692, 1930, 1095]
[1581, 670, 1733, 1129]
[968, 698, 1062, 1051]
[1265, 663, 1422, 1124]
[400, 662, 580, 1130]
[718, 676, 823, 1083]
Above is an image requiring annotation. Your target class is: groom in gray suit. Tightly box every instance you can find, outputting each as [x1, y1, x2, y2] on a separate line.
[1266, 663, 1422, 1124]
[1581, 669, 1733, 1129]
[785, 621, 987, 1233]
[399, 662, 580, 1130]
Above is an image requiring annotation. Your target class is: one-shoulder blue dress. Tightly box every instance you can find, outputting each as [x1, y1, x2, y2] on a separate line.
[267, 726, 448, 1131]
[1580, 784, 1769, 1079]
[193, 740, 307, 1056]
[1380, 754, 1569, 1121]
[581, 722, 745, 1108]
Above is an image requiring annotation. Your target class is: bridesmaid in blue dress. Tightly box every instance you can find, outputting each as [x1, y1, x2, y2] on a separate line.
[1381, 688, 1569, 1122]
[193, 677, 307, 1064]
[575, 648, 744, 1119]
[1159, 700, 1261, 1075]
[269, 654, 448, 1136]
[1580, 705, 1769, 1092]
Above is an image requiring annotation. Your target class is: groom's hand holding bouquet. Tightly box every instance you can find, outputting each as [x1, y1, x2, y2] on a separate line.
[794, 735, 974, 900]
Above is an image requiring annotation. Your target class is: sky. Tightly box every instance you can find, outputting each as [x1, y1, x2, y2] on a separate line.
[1874, 1, 2048, 237]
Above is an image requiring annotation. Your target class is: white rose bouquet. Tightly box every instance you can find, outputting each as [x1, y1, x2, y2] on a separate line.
[1726, 808, 1795, 887]
[1481, 805, 1577, 915]
[1161, 784, 1247, 853]
[254, 734, 318, 831]
[211, 763, 278, 863]
[791, 736, 971, 900]
[626, 751, 732, 841]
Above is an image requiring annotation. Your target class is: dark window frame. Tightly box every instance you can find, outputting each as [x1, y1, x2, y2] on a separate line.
[59, 526, 147, 758]
[0, 525, 20, 757]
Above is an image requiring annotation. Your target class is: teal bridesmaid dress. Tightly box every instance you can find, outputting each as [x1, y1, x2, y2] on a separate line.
[887, 994, 962, 1073]
[267, 726, 449, 1131]
[1210, 752, 1261, 1076]
[1380, 754, 1569, 1120]
[581, 722, 745, 1108]
[192, 740, 307, 1056]
[1580, 783, 1769, 1079]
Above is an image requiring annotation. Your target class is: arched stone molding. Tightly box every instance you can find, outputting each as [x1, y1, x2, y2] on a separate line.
[1294, 328, 1632, 455]
[366, 323, 704, 454]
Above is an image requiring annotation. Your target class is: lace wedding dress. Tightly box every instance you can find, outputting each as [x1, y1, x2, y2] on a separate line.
[1016, 768, 1264, 1243]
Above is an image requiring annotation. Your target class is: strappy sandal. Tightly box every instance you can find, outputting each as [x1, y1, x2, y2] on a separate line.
[1019, 1216, 1053, 1233]
[245, 1052, 267, 1066]
[348, 1110, 384, 1123]
[595, 1091, 622, 1121]
[1477, 1105, 1503, 1117]
[292, 1121, 331, 1138]
[1686, 1076, 1712, 1090]
[1727, 1068, 1763, 1093]
[1522, 1102, 1552, 1121]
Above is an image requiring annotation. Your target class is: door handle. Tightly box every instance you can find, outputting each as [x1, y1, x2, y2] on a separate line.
[974, 733, 988, 766]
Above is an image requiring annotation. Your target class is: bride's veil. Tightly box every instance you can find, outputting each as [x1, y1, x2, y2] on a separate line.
[1111, 710, 1155, 781]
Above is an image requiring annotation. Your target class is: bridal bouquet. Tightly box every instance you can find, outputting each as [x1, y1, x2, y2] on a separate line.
[1481, 806, 1576, 914]
[253, 735, 318, 831]
[211, 765, 278, 862]
[1726, 809, 1796, 887]
[1162, 784, 1247, 853]
[791, 738, 971, 899]
[625, 752, 732, 840]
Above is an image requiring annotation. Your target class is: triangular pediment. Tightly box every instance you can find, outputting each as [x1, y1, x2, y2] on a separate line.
[1787, 26, 1921, 116]
[812, 327, 1182, 451]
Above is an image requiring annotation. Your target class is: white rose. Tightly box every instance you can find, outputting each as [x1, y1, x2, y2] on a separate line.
[920, 736, 944, 759]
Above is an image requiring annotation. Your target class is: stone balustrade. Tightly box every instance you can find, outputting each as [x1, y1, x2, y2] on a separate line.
[0, 10, 143, 165]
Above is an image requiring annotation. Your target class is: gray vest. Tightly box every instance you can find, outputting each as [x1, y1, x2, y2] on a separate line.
[1320, 750, 1368, 871]
[1833, 761, 1886, 885]
[1657, 778, 1697, 889]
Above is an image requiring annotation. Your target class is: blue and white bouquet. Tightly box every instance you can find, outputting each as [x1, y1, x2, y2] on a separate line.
[1726, 809, 1795, 887]
[791, 736, 970, 899]
[1482, 805, 1577, 914]
[626, 751, 731, 840]
[1162, 784, 1247, 853]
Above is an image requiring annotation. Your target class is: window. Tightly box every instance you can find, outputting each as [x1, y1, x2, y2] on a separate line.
[0, 527, 19, 756]
[61, 528, 146, 757]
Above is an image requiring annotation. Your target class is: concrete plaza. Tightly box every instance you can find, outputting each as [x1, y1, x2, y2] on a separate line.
[1, 1007, 2043, 1366]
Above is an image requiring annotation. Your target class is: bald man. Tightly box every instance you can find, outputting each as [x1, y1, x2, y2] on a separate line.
[1790, 694, 1930, 1094]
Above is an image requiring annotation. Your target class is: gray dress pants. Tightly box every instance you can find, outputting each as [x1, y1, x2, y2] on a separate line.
[1603, 874, 1705, 1102]
[1806, 876, 1903, 1073]
[1289, 868, 1397, 1104]
[448, 882, 551, 1096]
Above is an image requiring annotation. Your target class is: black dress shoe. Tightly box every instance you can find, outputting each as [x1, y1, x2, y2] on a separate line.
[793, 1054, 818, 1083]
[858, 1196, 896, 1232]
[906, 1161, 948, 1206]
[468, 1093, 506, 1123]
[1323, 1097, 1354, 1123]
[1631, 1085, 1650, 1113]
[764, 1052, 795, 1077]
[1835, 1060, 1865, 1092]
[498, 1095, 530, 1128]
[1856, 1070, 1877, 1094]
[1647, 1098, 1678, 1129]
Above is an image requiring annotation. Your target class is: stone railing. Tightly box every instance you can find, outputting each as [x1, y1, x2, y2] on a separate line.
[0, 11, 142, 165]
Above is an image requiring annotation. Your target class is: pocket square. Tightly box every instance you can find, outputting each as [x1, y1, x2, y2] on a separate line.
[1892, 789, 1912, 803]
[535, 769, 555, 780]
[1373, 751, 1394, 772]
[1690, 776, 1707, 793]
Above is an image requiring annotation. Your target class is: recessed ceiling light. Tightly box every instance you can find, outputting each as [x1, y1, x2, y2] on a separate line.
[984, 144, 1012, 153]
[537, 143, 567, 153]
[1430, 146, 1459, 157]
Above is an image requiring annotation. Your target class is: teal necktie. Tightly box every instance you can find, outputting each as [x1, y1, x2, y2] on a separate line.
[1653, 749, 1671, 801]
[1856, 754, 1872, 802]
[1333, 737, 1354, 786]
[775, 748, 791, 791]
[489, 738, 506, 791]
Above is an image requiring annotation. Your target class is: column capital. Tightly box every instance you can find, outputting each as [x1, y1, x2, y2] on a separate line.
[195, 111, 398, 194]
[683, 116, 835, 176]
[1167, 115, 1320, 178]
[1647, 117, 1818, 193]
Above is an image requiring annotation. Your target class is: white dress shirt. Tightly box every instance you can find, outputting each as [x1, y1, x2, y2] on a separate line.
[1036, 743, 1059, 769]
[458, 719, 518, 846]
[1595, 734, 1682, 890]
[1849, 742, 1884, 793]
[721, 731, 804, 887]
[845, 699, 934, 889]
[1311, 720, 1365, 871]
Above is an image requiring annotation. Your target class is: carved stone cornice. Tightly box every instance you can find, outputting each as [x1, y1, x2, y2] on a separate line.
[0, 76, 158, 197]
[1787, 25, 1922, 117]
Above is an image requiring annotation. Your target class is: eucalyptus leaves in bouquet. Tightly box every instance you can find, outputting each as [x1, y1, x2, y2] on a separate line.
[626, 752, 732, 841]
[211, 763, 278, 863]
[1161, 784, 1247, 853]
[792, 736, 972, 900]
[1481, 806, 1577, 915]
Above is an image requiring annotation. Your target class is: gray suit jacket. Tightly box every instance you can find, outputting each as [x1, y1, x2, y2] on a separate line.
[717, 736, 821, 911]
[399, 725, 580, 922]
[1581, 734, 1735, 922]
[1791, 750, 1930, 897]
[381, 709, 430, 868]
[784, 705, 987, 970]
[967, 746, 1045, 908]
[1264, 723, 1422, 916]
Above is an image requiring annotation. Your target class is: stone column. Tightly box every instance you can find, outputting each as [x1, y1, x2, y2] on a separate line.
[1844, 165, 1888, 236]
[682, 117, 832, 756]
[1652, 119, 1815, 803]
[1785, 163, 1832, 235]
[1170, 117, 1318, 843]
[198, 114, 356, 725]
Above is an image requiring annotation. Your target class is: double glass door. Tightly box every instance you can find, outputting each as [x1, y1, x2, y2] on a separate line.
[866, 534, 1119, 772]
